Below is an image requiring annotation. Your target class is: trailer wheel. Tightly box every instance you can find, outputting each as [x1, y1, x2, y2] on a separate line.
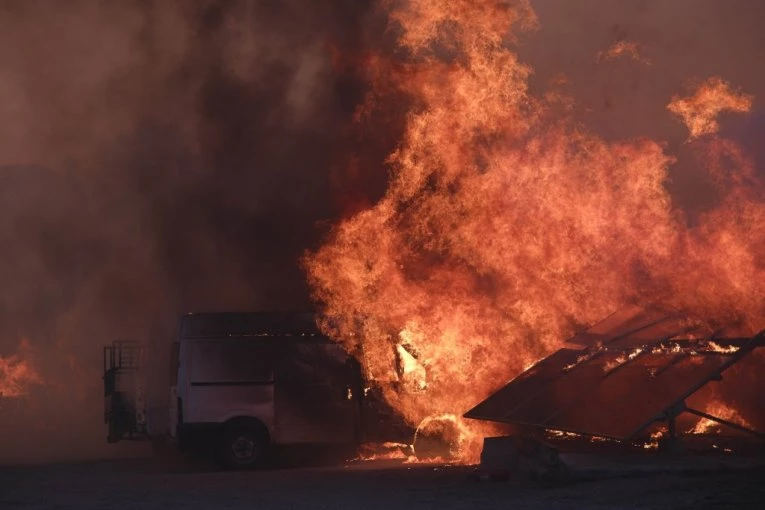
[216, 419, 269, 470]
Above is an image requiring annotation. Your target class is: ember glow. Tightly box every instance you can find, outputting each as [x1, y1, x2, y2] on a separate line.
[641, 429, 666, 450]
[706, 342, 740, 354]
[603, 348, 643, 373]
[0, 340, 42, 398]
[305, 0, 765, 462]
[353, 442, 414, 462]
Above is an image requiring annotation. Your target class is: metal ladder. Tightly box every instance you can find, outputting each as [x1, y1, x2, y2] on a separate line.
[103, 341, 146, 442]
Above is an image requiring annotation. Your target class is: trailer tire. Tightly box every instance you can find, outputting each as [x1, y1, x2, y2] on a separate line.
[215, 418, 270, 470]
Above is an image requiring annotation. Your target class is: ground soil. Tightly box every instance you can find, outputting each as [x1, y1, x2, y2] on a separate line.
[1, 453, 764, 510]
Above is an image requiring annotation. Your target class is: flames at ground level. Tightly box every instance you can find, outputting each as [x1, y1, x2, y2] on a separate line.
[352, 399, 754, 465]
[0, 340, 42, 399]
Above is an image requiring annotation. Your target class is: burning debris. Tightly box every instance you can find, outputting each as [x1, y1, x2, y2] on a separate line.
[689, 400, 753, 436]
[706, 342, 740, 355]
[465, 306, 765, 451]
[640, 430, 666, 450]
[352, 442, 414, 462]
[603, 347, 644, 373]
[305, 0, 765, 464]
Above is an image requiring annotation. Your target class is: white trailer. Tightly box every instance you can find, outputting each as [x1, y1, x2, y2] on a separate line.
[104, 312, 411, 469]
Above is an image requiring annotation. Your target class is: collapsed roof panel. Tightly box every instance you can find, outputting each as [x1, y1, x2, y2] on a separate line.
[566, 305, 667, 346]
[465, 349, 583, 423]
[499, 350, 627, 428]
[544, 353, 727, 439]
[465, 306, 765, 441]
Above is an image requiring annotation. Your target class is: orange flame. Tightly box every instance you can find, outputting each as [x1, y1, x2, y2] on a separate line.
[668, 77, 753, 140]
[352, 442, 413, 462]
[597, 40, 651, 65]
[689, 400, 752, 435]
[0, 340, 43, 398]
[305, 0, 765, 462]
[641, 429, 666, 450]
[706, 342, 739, 354]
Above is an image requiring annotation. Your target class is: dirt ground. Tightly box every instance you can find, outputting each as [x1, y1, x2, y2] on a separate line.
[1, 453, 765, 510]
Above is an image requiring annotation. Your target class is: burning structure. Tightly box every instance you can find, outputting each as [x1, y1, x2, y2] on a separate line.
[465, 305, 765, 447]
[304, 0, 765, 463]
[2, 0, 765, 468]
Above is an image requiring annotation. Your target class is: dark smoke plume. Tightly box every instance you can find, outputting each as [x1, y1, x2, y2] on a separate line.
[0, 0, 385, 463]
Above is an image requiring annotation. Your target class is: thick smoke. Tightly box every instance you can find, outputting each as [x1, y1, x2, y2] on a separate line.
[0, 0, 381, 463]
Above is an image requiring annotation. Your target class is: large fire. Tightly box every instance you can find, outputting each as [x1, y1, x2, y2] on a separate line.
[305, 0, 765, 461]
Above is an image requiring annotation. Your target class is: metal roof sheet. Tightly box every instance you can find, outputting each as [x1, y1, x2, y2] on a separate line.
[465, 306, 764, 440]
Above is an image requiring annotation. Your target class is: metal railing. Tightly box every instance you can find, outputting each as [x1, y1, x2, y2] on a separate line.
[103, 341, 147, 442]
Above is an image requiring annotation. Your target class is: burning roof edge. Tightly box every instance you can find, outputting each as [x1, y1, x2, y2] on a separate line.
[463, 305, 765, 442]
[179, 311, 326, 338]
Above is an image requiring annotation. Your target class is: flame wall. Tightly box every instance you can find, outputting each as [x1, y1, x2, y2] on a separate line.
[304, 0, 765, 453]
